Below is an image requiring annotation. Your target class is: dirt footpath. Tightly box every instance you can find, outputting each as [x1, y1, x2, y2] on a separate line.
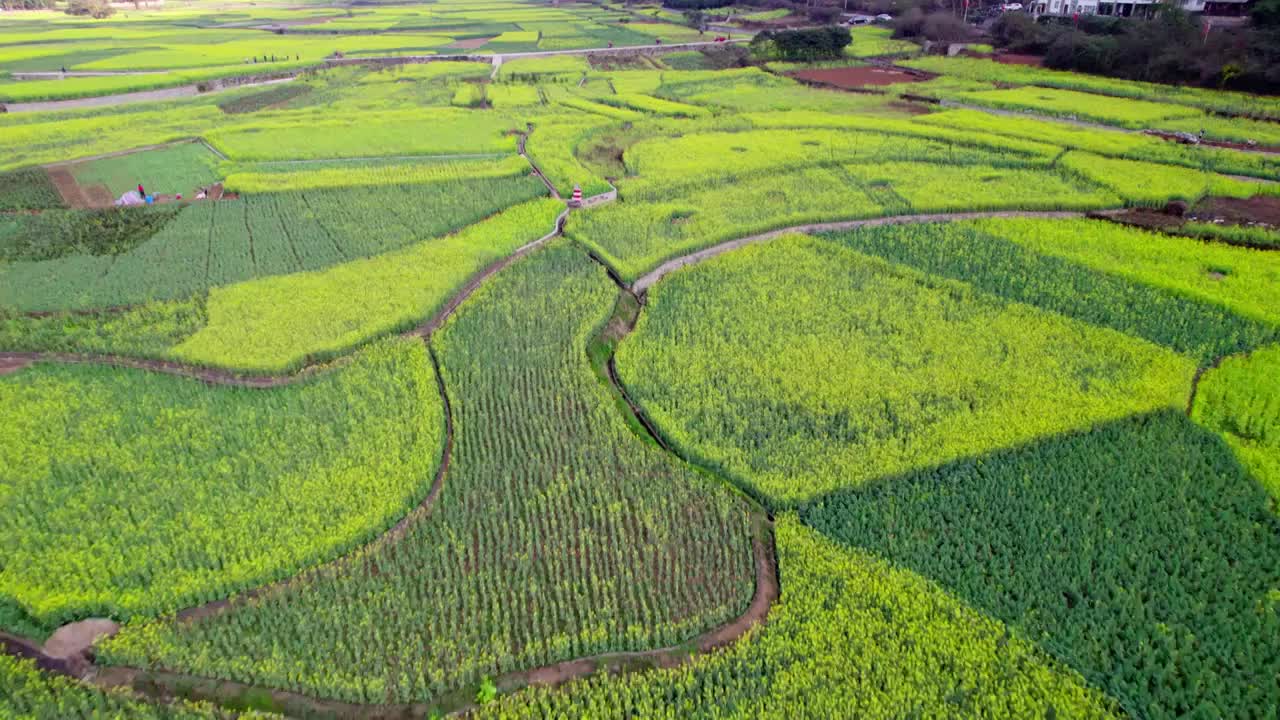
[0, 356, 33, 377]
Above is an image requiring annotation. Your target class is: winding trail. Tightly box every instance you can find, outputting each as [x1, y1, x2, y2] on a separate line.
[631, 210, 1091, 293]
[2, 173, 1130, 716]
[2, 77, 296, 114]
[0, 208, 568, 385]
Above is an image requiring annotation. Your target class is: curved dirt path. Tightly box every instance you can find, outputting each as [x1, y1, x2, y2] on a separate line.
[3, 77, 296, 113]
[3, 222, 780, 719]
[76, 517, 776, 719]
[1, 209, 568, 386]
[170, 342, 456, 626]
[631, 210, 1093, 293]
[3, 204, 1104, 714]
[517, 131, 561, 200]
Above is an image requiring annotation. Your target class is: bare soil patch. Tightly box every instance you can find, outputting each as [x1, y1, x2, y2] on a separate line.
[43, 619, 120, 660]
[1091, 197, 1280, 249]
[82, 185, 114, 207]
[47, 167, 93, 209]
[995, 53, 1044, 66]
[791, 65, 924, 88]
[1089, 206, 1183, 232]
[1193, 195, 1280, 226]
[447, 36, 494, 50]
[0, 356, 33, 376]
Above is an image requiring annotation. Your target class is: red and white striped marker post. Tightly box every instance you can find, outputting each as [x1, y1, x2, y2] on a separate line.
[571, 184, 583, 206]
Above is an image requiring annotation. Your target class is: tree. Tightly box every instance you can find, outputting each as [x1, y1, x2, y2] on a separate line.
[752, 26, 852, 60]
[1253, 0, 1280, 27]
[991, 12, 1049, 53]
[683, 9, 707, 30]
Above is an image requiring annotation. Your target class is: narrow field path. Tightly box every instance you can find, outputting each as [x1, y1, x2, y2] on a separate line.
[170, 342, 456, 626]
[71, 515, 776, 720]
[0, 208, 568, 385]
[1, 175, 1108, 716]
[631, 210, 1092, 293]
[3, 77, 296, 113]
[12, 71, 170, 78]
[517, 131, 561, 200]
[42, 138, 211, 168]
[934, 98, 1280, 158]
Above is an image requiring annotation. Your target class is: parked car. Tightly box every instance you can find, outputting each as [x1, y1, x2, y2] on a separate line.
[875, 13, 893, 21]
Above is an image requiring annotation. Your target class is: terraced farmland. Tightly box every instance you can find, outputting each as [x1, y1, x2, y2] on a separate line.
[2, 2, 1279, 718]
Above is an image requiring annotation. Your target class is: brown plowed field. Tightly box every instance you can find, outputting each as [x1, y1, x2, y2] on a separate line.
[447, 36, 494, 49]
[791, 65, 924, 88]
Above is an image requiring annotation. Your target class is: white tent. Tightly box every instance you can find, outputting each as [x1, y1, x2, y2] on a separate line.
[114, 190, 144, 207]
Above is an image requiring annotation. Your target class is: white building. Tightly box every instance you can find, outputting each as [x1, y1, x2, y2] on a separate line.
[1030, 0, 1250, 17]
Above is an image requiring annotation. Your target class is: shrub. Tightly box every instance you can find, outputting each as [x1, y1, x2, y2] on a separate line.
[991, 12, 1049, 53]
[65, 0, 113, 17]
[751, 26, 853, 61]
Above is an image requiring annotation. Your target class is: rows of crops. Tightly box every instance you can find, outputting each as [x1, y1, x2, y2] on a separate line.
[916, 109, 1280, 181]
[476, 517, 1120, 719]
[5, 21, 1280, 718]
[70, 143, 221, 199]
[826, 220, 1280, 363]
[169, 198, 565, 373]
[100, 244, 756, 705]
[0, 168, 62, 211]
[972, 218, 1280, 328]
[801, 409, 1280, 718]
[1, 172, 547, 312]
[1, 206, 181, 263]
[0, 338, 443, 638]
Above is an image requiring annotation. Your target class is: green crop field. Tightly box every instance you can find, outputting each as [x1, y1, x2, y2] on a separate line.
[1, 338, 444, 638]
[2, 1, 1279, 717]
